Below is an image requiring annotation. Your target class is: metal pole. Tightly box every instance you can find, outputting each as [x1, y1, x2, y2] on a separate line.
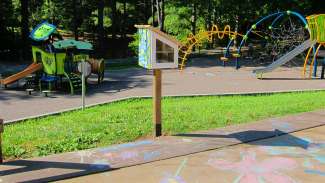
[81, 59, 86, 110]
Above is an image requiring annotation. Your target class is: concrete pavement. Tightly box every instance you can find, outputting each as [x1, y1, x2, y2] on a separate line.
[60, 125, 325, 183]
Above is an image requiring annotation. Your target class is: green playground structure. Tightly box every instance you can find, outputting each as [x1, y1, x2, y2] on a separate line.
[1, 21, 105, 95]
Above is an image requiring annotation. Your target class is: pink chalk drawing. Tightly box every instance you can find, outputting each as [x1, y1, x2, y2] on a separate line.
[208, 150, 297, 183]
[104, 150, 139, 162]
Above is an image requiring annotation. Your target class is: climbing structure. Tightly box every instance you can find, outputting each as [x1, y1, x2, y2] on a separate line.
[233, 11, 310, 72]
[303, 14, 325, 78]
[179, 25, 242, 70]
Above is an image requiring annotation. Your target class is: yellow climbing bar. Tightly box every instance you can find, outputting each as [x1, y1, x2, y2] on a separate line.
[179, 25, 243, 70]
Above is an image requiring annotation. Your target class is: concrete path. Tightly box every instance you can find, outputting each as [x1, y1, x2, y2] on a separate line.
[61, 124, 325, 183]
[1, 57, 325, 122]
[1, 110, 325, 182]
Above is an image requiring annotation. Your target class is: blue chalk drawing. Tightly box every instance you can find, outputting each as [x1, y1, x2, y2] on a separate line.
[98, 140, 154, 153]
[271, 121, 294, 132]
[305, 169, 325, 176]
[91, 159, 110, 169]
[144, 151, 161, 161]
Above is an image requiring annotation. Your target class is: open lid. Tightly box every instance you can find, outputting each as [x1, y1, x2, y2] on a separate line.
[52, 39, 93, 50]
[30, 21, 57, 41]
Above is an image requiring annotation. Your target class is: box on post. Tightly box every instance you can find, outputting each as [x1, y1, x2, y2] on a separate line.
[135, 25, 182, 69]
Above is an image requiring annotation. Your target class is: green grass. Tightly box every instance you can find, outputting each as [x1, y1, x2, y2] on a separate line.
[3, 91, 325, 160]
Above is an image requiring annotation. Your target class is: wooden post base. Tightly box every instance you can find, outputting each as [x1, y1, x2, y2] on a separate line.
[153, 69, 162, 137]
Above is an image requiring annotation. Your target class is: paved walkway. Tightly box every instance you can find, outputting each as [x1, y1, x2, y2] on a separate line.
[1, 57, 325, 122]
[1, 110, 325, 182]
[61, 124, 325, 183]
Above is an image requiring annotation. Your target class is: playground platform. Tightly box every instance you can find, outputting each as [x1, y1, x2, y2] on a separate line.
[1, 109, 325, 182]
[1, 56, 325, 123]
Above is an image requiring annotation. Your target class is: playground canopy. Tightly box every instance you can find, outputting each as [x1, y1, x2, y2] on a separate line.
[53, 39, 93, 50]
[29, 22, 57, 41]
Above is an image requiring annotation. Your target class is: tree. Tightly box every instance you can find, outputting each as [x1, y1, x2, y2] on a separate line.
[97, 0, 105, 57]
[156, 0, 165, 31]
[21, 0, 30, 60]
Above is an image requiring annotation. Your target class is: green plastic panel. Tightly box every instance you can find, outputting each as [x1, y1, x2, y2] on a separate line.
[307, 14, 325, 43]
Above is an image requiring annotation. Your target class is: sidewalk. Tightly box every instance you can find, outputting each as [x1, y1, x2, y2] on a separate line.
[1, 57, 325, 122]
[1, 109, 324, 182]
[62, 121, 325, 183]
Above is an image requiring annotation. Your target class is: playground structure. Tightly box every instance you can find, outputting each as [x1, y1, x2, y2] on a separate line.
[0, 22, 105, 94]
[231, 11, 324, 79]
[179, 25, 243, 70]
[178, 11, 325, 79]
[303, 14, 325, 78]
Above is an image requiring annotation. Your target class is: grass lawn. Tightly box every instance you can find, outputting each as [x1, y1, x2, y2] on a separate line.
[3, 91, 325, 160]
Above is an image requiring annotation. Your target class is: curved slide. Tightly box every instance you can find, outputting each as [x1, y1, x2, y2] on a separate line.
[253, 39, 316, 75]
[0, 63, 42, 85]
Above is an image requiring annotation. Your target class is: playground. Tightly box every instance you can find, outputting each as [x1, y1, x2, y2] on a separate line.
[0, 1, 325, 182]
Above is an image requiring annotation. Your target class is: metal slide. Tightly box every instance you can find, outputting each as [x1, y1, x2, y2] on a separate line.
[0, 63, 42, 85]
[253, 39, 316, 75]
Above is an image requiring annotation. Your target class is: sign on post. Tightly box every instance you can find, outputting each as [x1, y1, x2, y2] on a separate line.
[135, 25, 181, 137]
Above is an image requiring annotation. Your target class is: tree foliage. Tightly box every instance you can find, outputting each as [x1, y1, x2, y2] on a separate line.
[0, 0, 322, 61]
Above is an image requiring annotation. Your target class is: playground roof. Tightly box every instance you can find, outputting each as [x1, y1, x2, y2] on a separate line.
[52, 39, 93, 50]
[135, 25, 183, 46]
[30, 22, 57, 41]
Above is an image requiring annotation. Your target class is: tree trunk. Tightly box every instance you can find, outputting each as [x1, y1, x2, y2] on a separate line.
[111, 0, 117, 41]
[191, 2, 197, 51]
[72, 0, 79, 40]
[97, 0, 105, 57]
[21, 0, 29, 61]
[151, 0, 155, 26]
[191, 2, 197, 36]
[122, 0, 127, 39]
[156, 0, 164, 31]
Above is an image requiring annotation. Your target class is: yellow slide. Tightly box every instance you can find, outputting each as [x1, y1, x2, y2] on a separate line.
[0, 63, 42, 85]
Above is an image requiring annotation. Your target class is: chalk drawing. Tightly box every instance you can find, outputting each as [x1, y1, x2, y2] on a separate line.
[205, 73, 216, 77]
[182, 138, 193, 143]
[303, 158, 313, 168]
[160, 158, 188, 183]
[271, 121, 294, 132]
[91, 159, 110, 169]
[77, 151, 93, 163]
[121, 151, 139, 160]
[208, 150, 297, 183]
[103, 150, 139, 162]
[304, 169, 325, 176]
[143, 151, 161, 161]
[98, 140, 154, 153]
[260, 137, 325, 165]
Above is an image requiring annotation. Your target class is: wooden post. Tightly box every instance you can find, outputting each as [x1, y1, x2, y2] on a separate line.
[153, 69, 162, 137]
[0, 119, 3, 163]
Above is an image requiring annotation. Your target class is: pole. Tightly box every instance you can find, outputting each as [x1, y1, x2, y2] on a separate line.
[153, 69, 162, 137]
[0, 119, 4, 163]
[81, 60, 86, 110]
